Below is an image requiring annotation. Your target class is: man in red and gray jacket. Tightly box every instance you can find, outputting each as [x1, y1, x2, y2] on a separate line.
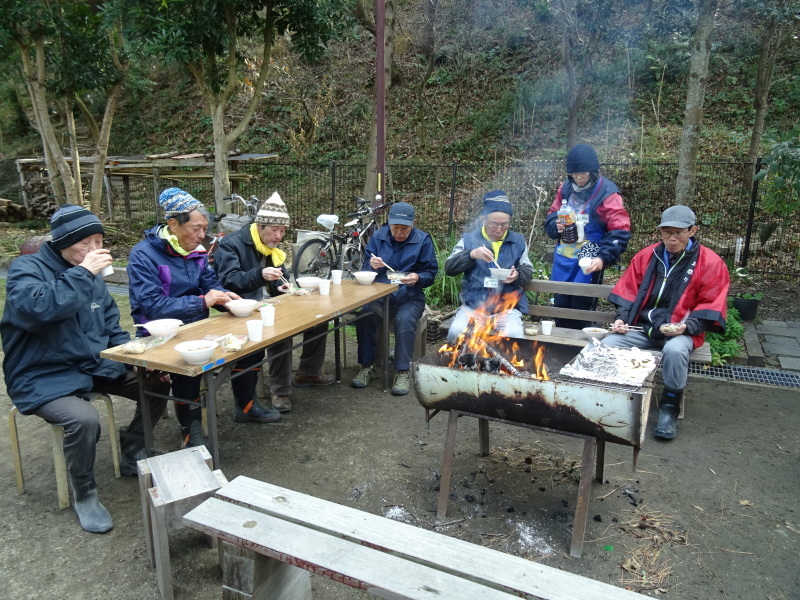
[602, 205, 729, 440]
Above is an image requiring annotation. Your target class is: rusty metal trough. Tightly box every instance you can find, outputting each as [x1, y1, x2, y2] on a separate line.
[411, 338, 657, 558]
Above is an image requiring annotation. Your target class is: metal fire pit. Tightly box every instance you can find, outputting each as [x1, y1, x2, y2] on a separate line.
[411, 338, 656, 558]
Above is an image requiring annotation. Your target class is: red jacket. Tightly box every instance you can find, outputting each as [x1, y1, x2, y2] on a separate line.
[608, 240, 729, 349]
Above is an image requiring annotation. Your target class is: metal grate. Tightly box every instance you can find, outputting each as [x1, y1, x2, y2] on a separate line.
[688, 362, 800, 389]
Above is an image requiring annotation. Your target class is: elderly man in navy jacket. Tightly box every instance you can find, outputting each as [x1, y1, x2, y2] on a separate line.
[1, 205, 168, 534]
[351, 202, 438, 395]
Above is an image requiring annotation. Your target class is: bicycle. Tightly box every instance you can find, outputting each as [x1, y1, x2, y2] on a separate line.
[292, 197, 392, 281]
[205, 193, 261, 266]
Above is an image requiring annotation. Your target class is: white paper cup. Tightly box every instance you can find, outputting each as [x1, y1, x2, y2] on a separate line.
[101, 264, 114, 278]
[318, 279, 331, 295]
[578, 257, 592, 275]
[260, 305, 275, 327]
[541, 320, 554, 335]
[246, 319, 264, 342]
[330, 270, 343, 284]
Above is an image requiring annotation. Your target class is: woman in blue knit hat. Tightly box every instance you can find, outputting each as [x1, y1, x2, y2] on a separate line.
[543, 144, 631, 329]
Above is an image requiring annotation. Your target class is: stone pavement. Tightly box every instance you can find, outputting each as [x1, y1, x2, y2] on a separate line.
[752, 319, 800, 372]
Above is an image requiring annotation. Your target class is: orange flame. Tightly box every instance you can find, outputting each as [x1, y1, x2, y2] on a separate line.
[439, 293, 549, 380]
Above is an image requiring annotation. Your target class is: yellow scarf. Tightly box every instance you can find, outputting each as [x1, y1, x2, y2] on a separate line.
[250, 223, 286, 266]
[159, 225, 190, 256]
[481, 227, 507, 260]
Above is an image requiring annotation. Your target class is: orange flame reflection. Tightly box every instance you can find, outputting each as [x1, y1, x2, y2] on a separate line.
[439, 293, 549, 380]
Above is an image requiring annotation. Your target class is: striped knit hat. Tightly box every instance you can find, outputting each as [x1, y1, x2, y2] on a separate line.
[255, 192, 290, 226]
[50, 205, 104, 250]
[159, 187, 203, 218]
[481, 190, 513, 216]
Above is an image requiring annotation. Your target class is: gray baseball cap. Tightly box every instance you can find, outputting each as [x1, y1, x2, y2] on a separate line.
[388, 202, 415, 226]
[658, 205, 696, 228]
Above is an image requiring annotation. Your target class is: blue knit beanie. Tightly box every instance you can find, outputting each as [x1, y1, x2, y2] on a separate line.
[159, 187, 203, 218]
[50, 204, 104, 250]
[481, 190, 513, 216]
[566, 144, 600, 174]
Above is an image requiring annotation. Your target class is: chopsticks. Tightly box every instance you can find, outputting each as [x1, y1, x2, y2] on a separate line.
[607, 324, 645, 332]
[371, 253, 395, 271]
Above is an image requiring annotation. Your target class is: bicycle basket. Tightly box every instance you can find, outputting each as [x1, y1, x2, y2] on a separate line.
[220, 214, 251, 234]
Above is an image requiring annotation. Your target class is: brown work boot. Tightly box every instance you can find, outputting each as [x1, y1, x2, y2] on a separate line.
[272, 395, 292, 412]
[294, 373, 335, 387]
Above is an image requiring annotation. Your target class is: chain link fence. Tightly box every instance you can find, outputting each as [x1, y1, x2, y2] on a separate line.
[5, 158, 798, 279]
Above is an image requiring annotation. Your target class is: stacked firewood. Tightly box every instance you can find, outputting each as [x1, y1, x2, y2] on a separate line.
[22, 179, 60, 220]
[0, 198, 34, 224]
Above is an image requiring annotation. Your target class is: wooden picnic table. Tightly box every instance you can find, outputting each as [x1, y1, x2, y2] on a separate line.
[101, 280, 396, 467]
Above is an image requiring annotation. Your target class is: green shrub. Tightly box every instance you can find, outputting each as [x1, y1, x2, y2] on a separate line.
[705, 302, 744, 366]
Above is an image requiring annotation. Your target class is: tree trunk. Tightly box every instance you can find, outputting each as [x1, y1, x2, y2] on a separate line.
[89, 79, 125, 215]
[560, 0, 578, 150]
[210, 101, 232, 210]
[364, 0, 395, 202]
[744, 9, 785, 192]
[65, 103, 84, 204]
[675, 0, 717, 207]
[20, 38, 79, 205]
[416, 0, 438, 109]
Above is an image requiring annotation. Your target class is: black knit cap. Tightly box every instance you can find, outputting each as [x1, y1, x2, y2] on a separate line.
[566, 144, 600, 174]
[50, 204, 105, 250]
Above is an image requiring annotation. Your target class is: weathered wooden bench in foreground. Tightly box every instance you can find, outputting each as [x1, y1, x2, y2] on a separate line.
[183, 475, 648, 600]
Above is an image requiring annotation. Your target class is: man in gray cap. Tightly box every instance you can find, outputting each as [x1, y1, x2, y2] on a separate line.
[602, 205, 730, 440]
[351, 202, 438, 395]
[1, 205, 169, 534]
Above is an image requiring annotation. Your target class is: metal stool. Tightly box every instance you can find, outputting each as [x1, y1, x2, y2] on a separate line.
[8, 392, 120, 510]
[138, 446, 227, 600]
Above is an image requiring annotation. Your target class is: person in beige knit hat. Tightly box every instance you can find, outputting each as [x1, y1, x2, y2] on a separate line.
[215, 192, 334, 415]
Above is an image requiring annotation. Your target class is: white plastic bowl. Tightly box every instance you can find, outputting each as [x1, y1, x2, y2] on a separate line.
[142, 318, 182, 338]
[175, 340, 218, 365]
[353, 271, 377, 285]
[489, 268, 512, 281]
[582, 326, 609, 341]
[295, 276, 321, 290]
[226, 299, 258, 317]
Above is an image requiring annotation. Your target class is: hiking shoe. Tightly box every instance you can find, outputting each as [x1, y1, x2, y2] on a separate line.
[271, 395, 292, 412]
[351, 365, 376, 388]
[231, 398, 282, 423]
[294, 373, 335, 387]
[391, 371, 411, 396]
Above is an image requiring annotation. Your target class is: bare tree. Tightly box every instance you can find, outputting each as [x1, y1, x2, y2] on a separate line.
[675, 0, 717, 207]
[743, 0, 795, 191]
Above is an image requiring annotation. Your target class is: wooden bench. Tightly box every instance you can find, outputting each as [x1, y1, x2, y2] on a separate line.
[184, 475, 647, 600]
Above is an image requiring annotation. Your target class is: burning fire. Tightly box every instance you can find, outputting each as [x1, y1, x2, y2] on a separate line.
[439, 293, 549, 380]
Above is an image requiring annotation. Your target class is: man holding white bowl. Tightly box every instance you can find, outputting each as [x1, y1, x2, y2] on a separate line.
[128, 188, 242, 447]
[215, 191, 334, 415]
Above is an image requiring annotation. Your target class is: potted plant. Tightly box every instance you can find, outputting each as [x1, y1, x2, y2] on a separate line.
[732, 292, 763, 321]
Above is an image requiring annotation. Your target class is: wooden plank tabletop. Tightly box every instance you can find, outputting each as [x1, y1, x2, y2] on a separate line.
[101, 280, 396, 376]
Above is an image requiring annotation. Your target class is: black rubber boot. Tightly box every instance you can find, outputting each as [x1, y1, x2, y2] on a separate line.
[70, 474, 113, 533]
[654, 387, 683, 440]
[119, 428, 147, 477]
[181, 420, 207, 449]
[232, 397, 282, 423]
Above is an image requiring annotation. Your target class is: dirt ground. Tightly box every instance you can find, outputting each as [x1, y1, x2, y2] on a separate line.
[1, 334, 799, 600]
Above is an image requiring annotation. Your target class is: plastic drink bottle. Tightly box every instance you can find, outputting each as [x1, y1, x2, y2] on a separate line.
[557, 200, 579, 244]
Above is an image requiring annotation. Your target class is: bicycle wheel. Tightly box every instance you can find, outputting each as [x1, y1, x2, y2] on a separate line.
[292, 238, 334, 280]
[340, 244, 364, 279]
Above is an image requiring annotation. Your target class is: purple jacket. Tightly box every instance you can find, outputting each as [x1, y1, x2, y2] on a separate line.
[128, 226, 226, 334]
